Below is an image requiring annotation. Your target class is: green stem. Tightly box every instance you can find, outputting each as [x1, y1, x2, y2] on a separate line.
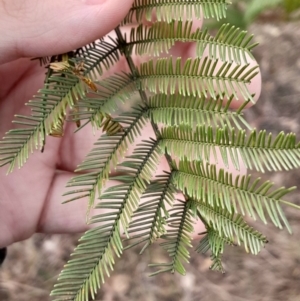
[114, 26, 175, 172]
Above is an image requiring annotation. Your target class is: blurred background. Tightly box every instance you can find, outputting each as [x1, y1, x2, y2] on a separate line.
[1, 1, 300, 300]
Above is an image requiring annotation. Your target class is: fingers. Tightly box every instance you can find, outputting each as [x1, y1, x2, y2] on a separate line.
[0, 146, 60, 248]
[0, 0, 134, 64]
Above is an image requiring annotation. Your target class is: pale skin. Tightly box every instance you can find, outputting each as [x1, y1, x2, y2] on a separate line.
[0, 0, 261, 248]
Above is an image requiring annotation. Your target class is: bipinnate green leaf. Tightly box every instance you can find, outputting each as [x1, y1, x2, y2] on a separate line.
[2, 1, 299, 300]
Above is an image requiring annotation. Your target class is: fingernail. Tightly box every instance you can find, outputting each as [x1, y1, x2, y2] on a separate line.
[82, 0, 108, 5]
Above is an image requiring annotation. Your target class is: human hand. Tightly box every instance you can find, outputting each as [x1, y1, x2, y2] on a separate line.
[0, 0, 135, 247]
[0, 0, 261, 248]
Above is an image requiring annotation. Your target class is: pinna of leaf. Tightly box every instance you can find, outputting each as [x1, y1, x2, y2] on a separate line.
[48, 60, 124, 137]
[1, 1, 300, 300]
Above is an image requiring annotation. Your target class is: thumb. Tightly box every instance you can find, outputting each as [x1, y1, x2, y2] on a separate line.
[0, 0, 134, 64]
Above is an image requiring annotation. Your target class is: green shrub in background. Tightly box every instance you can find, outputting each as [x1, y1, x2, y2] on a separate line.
[284, 0, 300, 13]
[208, 0, 300, 29]
[246, 0, 300, 22]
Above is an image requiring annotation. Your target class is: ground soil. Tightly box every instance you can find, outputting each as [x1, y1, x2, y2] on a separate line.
[1, 21, 300, 301]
